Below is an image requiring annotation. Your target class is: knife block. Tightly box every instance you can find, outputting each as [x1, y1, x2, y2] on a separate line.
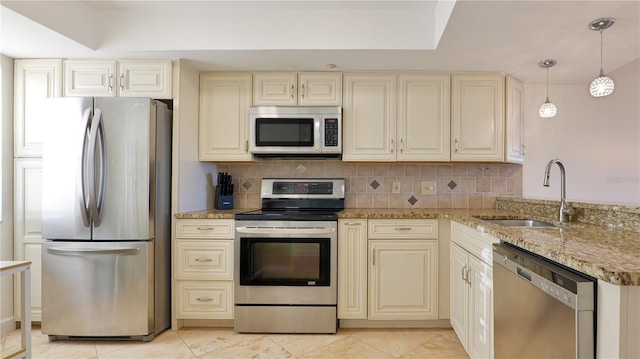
[215, 190, 234, 210]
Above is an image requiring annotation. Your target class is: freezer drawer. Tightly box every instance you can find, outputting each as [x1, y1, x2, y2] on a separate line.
[42, 241, 154, 338]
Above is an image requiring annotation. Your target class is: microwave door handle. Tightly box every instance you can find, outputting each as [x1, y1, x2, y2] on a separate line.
[316, 118, 321, 150]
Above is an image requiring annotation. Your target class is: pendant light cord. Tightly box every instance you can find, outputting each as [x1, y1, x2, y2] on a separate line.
[546, 67, 550, 99]
[599, 29, 605, 76]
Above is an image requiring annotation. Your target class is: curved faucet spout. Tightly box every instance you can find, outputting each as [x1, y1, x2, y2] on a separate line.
[543, 159, 572, 222]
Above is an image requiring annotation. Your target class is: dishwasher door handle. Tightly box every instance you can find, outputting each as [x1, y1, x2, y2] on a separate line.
[516, 267, 532, 281]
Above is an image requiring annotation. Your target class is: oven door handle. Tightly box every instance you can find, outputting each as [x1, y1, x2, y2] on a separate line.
[236, 227, 336, 235]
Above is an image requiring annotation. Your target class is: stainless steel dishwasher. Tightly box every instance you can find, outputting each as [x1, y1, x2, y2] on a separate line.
[493, 243, 596, 359]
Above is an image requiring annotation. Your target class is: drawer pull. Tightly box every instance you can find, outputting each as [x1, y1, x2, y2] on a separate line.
[195, 258, 213, 262]
[197, 227, 215, 231]
[394, 227, 412, 231]
[196, 297, 213, 302]
[344, 222, 362, 226]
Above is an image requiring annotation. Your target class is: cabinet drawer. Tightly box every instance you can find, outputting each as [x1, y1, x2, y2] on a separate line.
[175, 240, 233, 280]
[451, 221, 499, 265]
[176, 281, 233, 319]
[176, 219, 234, 238]
[368, 219, 438, 239]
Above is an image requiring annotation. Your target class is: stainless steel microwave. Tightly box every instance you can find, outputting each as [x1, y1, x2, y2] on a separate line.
[249, 106, 342, 156]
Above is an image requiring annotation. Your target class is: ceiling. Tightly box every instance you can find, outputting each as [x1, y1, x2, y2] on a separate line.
[1, 0, 639, 85]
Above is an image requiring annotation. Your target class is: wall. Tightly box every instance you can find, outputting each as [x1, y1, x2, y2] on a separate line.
[1, 55, 15, 333]
[216, 161, 522, 209]
[523, 58, 640, 205]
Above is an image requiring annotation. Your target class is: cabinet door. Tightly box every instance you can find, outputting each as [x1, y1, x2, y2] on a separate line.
[505, 76, 525, 163]
[342, 73, 397, 161]
[451, 74, 505, 162]
[199, 73, 252, 161]
[117, 59, 172, 99]
[298, 72, 342, 106]
[369, 240, 438, 320]
[252, 72, 297, 106]
[14, 159, 43, 321]
[14, 59, 62, 157]
[338, 219, 368, 319]
[468, 254, 494, 359]
[450, 242, 469, 352]
[64, 60, 117, 97]
[397, 74, 451, 161]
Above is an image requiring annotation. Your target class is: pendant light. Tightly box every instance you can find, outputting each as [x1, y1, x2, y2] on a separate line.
[589, 17, 615, 97]
[538, 59, 557, 118]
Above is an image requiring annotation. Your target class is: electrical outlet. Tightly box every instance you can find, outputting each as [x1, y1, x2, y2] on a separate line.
[392, 182, 401, 194]
[421, 181, 436, 195]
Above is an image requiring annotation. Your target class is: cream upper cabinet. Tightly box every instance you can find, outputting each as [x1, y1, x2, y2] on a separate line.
[450, 221, 498, 359]
[63, 59, 172, 98]
[451, 74, 505, 162]
[64, 60, 117, 97]
[367, 219, 439, 320]
[252, 72, 342, 106]
[199, 72, 252, 161]
[343, 73, 450, 162]
[397, 74, 451, 161]
[337, 219, 368, 320]
[342, 73, 397, 161]
[117, 59, 172, 98]
[505, 76, 525, 163]
[14, 59, 62, 157]
[14, 158, 44, 322]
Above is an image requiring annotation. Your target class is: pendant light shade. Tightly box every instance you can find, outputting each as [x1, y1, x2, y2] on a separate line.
[538, 59, 557, 118]
[589, 17, 615, 97]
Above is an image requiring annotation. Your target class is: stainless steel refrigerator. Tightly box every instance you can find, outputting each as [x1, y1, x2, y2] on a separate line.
[40, 97, 171, 341]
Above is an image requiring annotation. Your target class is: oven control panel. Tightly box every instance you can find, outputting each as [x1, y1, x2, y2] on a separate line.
[261, 178, 345, 199]
[274, 182, 333, 195]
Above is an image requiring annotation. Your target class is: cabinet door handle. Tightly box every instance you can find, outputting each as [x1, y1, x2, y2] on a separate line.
[119, 73, 125, 90]
[400, 139, 404, 154]
[195, 258, 213, 262]
[466, 268, 472, 286]
[372, 251, 376, 266]
[301, 84, 305, 99]
[197, 227, 214, 231]
[245, 140, 249, 152]
[394, 227, 412, 231]
[108, 74, 113, 91]
[521, 144, 527, 156]
[196, 297, 214, 302]
[461, 265, 467, 282]
[290, 84, 295, 99]
[390, 139, 394, 154]
[454, 139, 459, 154]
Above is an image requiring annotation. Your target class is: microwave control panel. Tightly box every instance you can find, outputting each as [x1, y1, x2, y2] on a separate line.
[324, 118, 339, 147]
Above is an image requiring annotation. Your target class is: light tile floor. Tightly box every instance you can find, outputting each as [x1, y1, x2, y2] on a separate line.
[1, 325, 468, 359]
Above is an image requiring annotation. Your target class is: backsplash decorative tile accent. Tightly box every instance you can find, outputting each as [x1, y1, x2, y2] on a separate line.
[217, 161, 522, 209]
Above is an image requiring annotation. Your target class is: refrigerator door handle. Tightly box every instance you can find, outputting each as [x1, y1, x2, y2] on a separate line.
[80, 108, 92, 227]
[47, 247, 140, 256]
[88, 108, 107, 227]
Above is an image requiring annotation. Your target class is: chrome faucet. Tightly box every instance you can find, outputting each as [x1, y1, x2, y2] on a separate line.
[543, 159, 573, 222]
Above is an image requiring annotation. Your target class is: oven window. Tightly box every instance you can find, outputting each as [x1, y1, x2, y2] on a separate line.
[240, 238, 330, 286]
[255, 118, 314, 147]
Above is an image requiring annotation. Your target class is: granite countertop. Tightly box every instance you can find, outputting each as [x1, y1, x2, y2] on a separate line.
[176, 208, 640, 286]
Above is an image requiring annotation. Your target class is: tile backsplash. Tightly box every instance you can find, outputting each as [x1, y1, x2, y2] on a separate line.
[216, 161, 522, 209]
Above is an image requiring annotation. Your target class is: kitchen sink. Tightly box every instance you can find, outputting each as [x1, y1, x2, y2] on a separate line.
[480, 219, 557, 228]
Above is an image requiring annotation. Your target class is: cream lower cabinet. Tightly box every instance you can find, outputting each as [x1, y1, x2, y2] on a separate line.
[450, 221, 499, 359]
[338, 219, 368, 319]
[338, 219, 439, 321]
[174, 219, 235, 320]
[199, 73, 252, 161]
[14, 159, 43, 322]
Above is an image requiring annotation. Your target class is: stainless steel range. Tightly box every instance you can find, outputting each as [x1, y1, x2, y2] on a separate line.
[234, 178, 344, 334]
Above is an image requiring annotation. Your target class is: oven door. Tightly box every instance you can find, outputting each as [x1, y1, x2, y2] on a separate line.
[234, 220, 337, 305]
